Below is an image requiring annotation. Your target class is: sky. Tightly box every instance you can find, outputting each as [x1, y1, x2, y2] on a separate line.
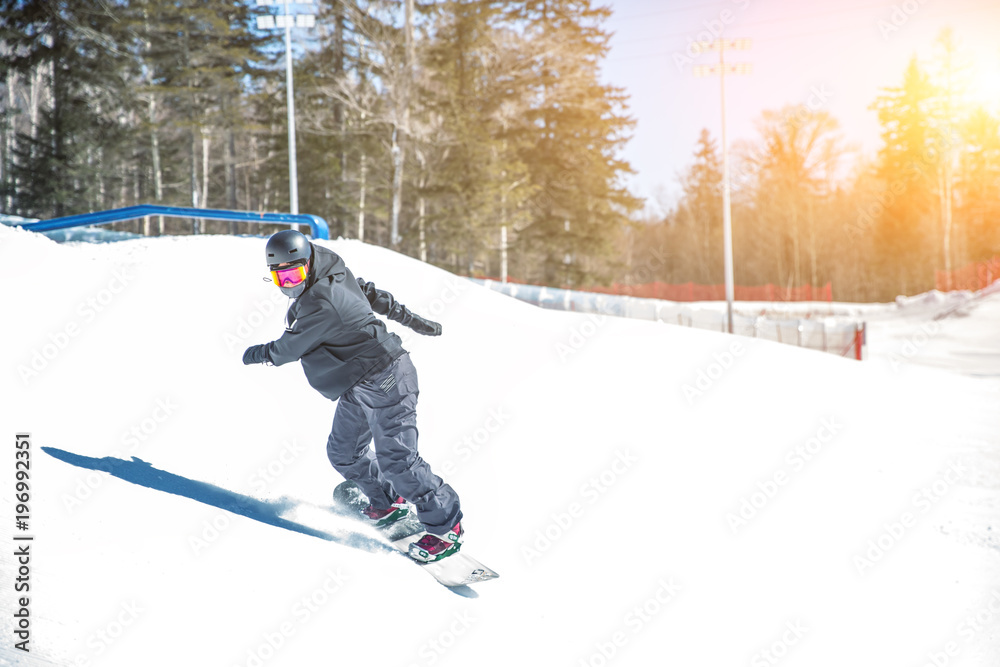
[599, 0, 1000, 215]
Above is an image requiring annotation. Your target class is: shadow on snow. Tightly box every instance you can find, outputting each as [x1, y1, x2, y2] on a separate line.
[42, 446, 393, 555]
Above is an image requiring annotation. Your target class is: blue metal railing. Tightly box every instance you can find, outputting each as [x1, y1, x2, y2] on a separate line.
[16, 204, 330, 240]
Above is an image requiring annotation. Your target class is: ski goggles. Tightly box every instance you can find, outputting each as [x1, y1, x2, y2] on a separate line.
[270, 261, 308, 288]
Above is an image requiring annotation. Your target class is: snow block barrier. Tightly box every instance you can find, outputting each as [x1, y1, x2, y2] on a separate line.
[472, 279, 867, 360]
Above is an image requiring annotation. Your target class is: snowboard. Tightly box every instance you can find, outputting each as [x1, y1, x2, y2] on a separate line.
[331, 480, 499, 588]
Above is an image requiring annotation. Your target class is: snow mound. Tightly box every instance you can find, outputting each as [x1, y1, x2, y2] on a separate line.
[1, 230, 997, 667]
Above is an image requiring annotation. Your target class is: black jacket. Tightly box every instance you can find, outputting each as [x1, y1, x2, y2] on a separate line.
[265, 244, 416, 401]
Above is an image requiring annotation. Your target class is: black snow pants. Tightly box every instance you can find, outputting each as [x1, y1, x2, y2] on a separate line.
[326, 353, 462, 535]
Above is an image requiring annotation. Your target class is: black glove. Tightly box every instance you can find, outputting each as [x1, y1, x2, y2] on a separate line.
[242, 344, 271, 365]
[408, 315, 442, 336]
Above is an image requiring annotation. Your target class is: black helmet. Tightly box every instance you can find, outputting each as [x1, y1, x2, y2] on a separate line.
[265, 230, 311, 269]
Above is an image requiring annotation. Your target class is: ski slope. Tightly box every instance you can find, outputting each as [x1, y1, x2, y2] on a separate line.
[1, 225, 998, 667]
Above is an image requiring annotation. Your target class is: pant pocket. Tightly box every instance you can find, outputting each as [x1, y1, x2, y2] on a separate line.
[363, 357, 400, 392]
[376, 371, 397, 395]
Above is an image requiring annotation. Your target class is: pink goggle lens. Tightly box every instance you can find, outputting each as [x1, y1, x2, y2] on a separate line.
[271, 264, 307, 287]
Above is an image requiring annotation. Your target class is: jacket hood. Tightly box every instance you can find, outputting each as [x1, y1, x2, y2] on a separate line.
[306, 244, 347, 289]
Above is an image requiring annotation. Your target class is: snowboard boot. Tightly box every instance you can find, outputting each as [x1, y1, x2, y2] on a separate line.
[409, 522, 464, 562]
[361, 496, 409, 527]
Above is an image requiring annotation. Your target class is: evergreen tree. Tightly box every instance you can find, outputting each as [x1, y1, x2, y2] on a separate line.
[296, 0, 351, 237]
[0, 0, 138, 217]
[958, 107, 1000, 261]
[870, 57, 941, 295]
[421, 0, 534, 274]
[298, 0, 399, 241]
[676, 129, 723, 284]
[133, 0, 273, 229]
[503, 0, 640, 286]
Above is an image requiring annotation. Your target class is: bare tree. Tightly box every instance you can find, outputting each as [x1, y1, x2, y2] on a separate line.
[747, 106, 846, 289]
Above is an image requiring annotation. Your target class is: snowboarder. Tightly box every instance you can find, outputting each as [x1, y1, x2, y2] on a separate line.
[242, 230, 464, 562]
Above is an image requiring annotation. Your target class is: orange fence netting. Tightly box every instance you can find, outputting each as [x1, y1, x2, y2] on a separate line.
[935, 257, 1000, 292]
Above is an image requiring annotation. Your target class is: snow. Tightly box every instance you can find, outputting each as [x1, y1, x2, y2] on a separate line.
[1, 225, 998, 667]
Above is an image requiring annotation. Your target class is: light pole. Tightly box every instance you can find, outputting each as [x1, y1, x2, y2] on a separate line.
[256, 0, 315, 229]
[693, 38, 752, 334]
